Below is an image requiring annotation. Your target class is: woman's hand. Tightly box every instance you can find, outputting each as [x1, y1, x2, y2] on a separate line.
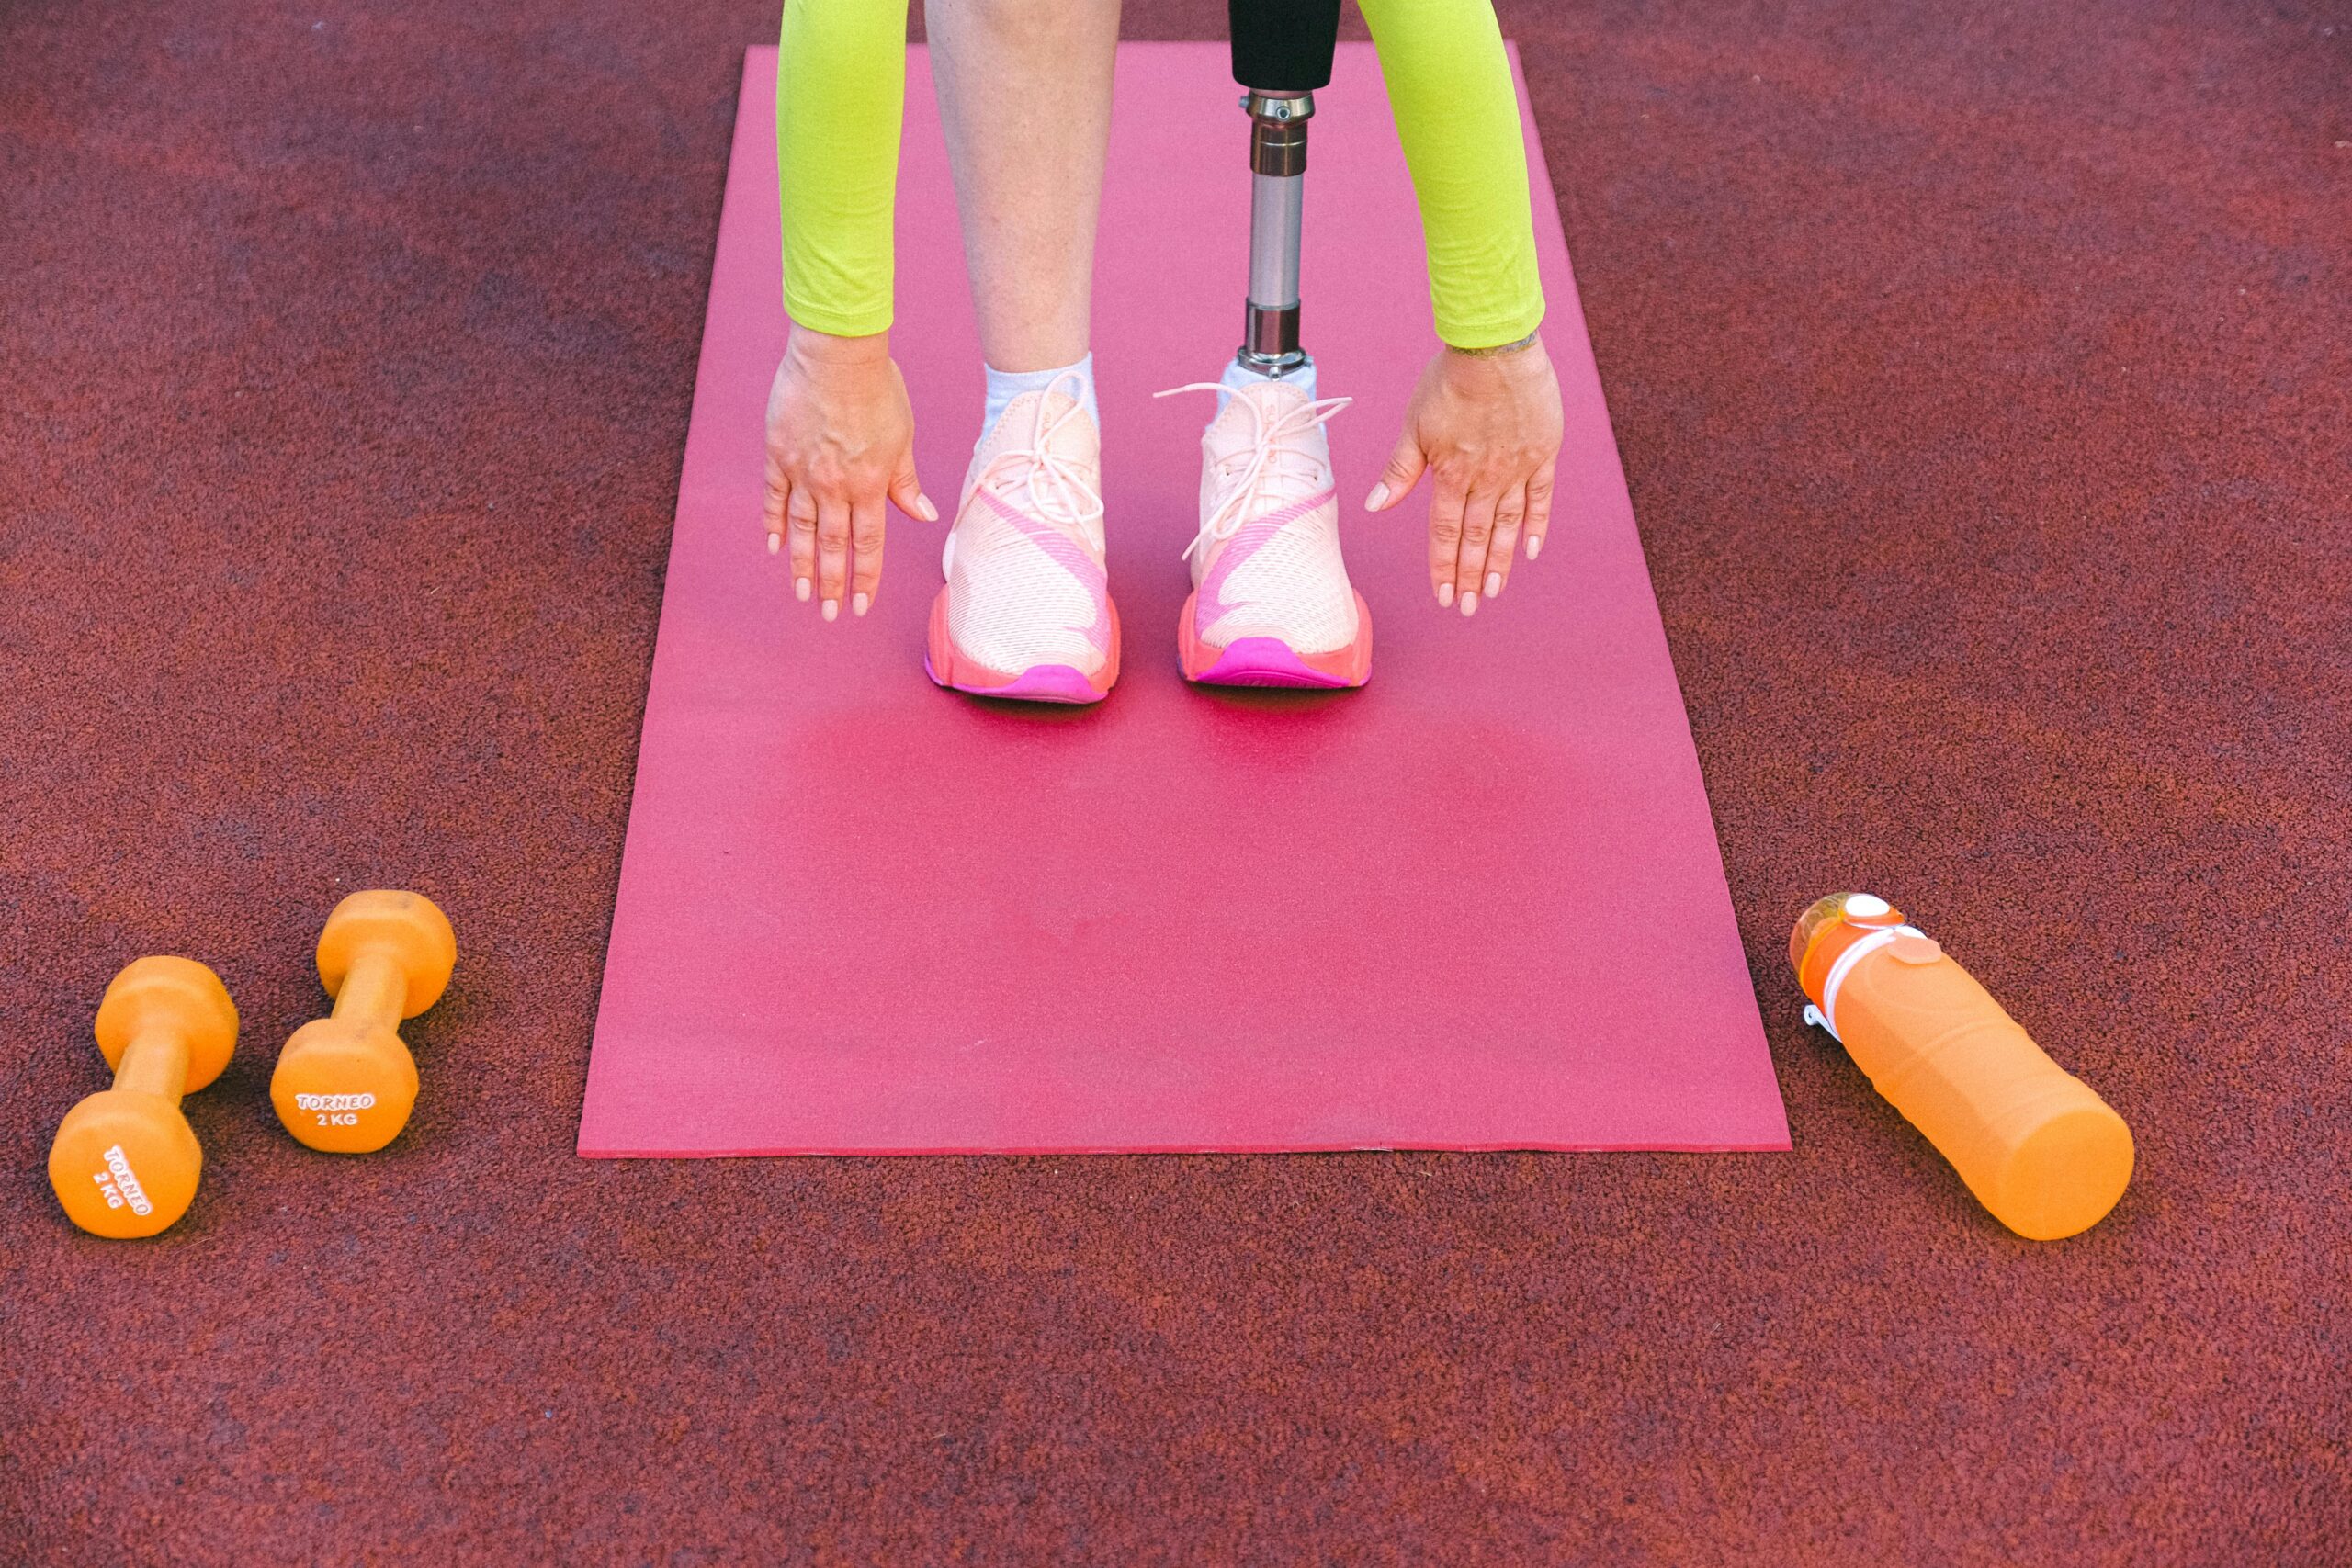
[1364, 337, 1565, 615]
[763, 324, 936, 620]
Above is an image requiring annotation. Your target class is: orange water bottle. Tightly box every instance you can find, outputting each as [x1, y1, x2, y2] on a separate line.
[1790, 892, 2133, 1240]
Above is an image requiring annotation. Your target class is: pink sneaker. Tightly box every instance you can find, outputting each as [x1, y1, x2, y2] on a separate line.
[1158, 378, 1371, 689]
[925, 378, 1121, 704]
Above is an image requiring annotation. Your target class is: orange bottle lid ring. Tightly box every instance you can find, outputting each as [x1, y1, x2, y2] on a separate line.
[1804, 923, 1928, 1042]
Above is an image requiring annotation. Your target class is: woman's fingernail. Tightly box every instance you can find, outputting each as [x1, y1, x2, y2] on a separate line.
[852, 592, 871, 617]
[821, 598, 839, 623]
[918, 495, 939, 522]
[1485, 571, 1502, 598]
[767, 533, 780, 556]
[1525, 534, 1543, 561]
[1364, 483, 1389, 512]
[1438, 582, 1454, 607]
[795, 577, 811, 602]
[1461, 592, 1479, 617]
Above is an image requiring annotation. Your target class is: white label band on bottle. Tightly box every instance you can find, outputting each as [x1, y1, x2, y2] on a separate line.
[1804, 925, 1925, 1042]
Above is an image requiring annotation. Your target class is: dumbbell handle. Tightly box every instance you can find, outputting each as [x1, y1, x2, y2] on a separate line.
[331, 949, 408, 1026]
[113, 1022, 192, 1106]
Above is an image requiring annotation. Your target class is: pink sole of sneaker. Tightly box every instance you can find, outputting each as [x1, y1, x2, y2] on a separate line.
[1178, 590, 1373, 689]
[925, 586, 1121, 705]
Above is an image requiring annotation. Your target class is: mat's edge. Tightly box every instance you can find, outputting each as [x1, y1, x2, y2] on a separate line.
[578, 1138, 1796, 1158]
[1499, 39, 1792, 1147]
[576, 47, 772, 1148]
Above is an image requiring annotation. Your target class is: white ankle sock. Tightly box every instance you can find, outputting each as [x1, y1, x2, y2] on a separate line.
[983, 354, 1098, 443]
[1218, 354, 1317, 410]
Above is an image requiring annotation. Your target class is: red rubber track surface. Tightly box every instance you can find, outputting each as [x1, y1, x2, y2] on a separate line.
[2, 1, 2346, 1562]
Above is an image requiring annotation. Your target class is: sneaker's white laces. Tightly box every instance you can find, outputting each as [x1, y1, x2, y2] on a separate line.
[973, 370, 1105, 530]
[1154, 382, 1351, 563]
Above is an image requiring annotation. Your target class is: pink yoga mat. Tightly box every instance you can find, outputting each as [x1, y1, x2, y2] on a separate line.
[578, 43, 1787, 1156]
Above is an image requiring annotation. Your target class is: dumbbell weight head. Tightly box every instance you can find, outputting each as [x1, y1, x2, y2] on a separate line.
[272, 1015, 419, 1153]
[50, 957, 238, 1239]
[315, 890, 457, 1017]
[271, 891, 455, 1154]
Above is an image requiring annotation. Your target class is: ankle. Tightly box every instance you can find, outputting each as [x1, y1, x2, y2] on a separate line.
[982, 355, 1099, 442]
[1217, 353, 1317, 408]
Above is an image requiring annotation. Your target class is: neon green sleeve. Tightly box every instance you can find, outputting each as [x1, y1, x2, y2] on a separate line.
[776, 0, 909, 337]
[1355, 0, 1547, 349]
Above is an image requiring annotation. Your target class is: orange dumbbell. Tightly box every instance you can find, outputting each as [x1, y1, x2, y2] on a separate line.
[49, 957, 238, 1238]
[1792, 891, 2133, 1240]
[271, 890, 457, 1153]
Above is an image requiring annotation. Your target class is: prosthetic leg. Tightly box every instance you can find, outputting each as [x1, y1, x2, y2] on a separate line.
[1157, 0, 1368, 690]
[1229, 0, 1342, 379]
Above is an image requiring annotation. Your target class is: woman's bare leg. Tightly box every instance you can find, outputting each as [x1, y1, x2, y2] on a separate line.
[926, 0, 1121, 374]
